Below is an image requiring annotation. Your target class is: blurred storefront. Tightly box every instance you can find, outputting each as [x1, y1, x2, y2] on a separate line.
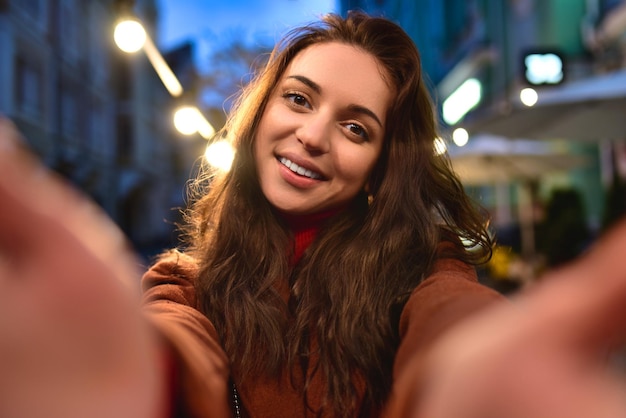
[340, 0, 626, 269]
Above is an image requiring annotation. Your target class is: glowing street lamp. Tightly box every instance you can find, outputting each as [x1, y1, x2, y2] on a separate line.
[173, 105, 234, 171]
[173, 106, 234, 171]
[113, 19, 146, 53]
[173, 106, 216, 138]
[520, 87, 538, 107]
[113, 15, 231, 170]
[173, 106, 202, 136]
[205, 140, 235, 172]
[452, 128, 469, 147]
[113, 17, 183, 97]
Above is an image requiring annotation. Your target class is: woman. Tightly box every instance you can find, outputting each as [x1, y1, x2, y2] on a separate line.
[142, 11, 501, 417]
[2, 11, 626, 418]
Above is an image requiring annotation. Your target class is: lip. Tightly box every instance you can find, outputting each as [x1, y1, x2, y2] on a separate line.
[278, 153, 326, 178]
[276, 152, 327, 188]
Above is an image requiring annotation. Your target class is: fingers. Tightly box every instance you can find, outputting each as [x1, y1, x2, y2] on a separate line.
[0, 118, 165, 418]
[520, 217, 626, 349]
[0, 115, 139, 328]
[0, 117, 140, 289]
[412, 222, 626, 418]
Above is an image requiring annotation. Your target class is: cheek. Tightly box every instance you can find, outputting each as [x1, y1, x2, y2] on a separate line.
[335, 150, 380, 187]
[254, 115, 276, 160]
[255, 107, 289, 152]
[253, 136, 263, 170]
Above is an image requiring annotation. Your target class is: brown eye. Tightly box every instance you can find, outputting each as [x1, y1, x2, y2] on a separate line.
[284, 93, 311, 109]
[345, 122, 369, 141]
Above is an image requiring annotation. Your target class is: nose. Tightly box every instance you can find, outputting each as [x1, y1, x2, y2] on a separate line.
[295, 113, 331, 154]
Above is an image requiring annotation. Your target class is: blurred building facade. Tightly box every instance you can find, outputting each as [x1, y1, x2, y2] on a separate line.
[340, 0, 626, 234]
[0, 0, 200, 257]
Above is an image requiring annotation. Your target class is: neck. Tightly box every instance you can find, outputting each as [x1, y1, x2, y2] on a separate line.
[277, 208, 343, 265]
[279, 208, 341, 232]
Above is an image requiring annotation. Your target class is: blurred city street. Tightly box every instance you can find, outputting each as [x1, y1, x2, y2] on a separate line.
[1, 0, 625, 284]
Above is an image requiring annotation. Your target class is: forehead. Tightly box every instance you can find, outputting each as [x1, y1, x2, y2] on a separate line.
[283, 42, 393, 118]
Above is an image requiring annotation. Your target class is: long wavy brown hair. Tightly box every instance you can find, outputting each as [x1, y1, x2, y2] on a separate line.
[183, 11, 492, 417]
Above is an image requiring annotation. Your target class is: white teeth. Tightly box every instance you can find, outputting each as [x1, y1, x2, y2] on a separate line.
[279, 157, 322, 180]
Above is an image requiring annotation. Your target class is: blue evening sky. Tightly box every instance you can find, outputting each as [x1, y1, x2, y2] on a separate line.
[157, 0, 338, 72]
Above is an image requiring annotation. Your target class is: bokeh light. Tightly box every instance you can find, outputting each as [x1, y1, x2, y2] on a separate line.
[113, 20, 147, 53]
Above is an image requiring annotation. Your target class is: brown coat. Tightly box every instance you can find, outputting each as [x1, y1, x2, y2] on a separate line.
[141, 251, 503, 418]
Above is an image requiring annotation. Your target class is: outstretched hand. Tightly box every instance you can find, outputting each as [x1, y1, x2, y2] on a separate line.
[414, 217, 626, 418]
[0, 118, 165, 418]
[3, 116, 626, 418]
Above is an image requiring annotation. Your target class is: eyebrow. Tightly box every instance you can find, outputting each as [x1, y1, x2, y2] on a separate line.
[286, 74, 384, 128]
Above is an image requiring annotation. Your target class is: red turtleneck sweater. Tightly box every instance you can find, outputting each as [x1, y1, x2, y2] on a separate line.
[279, 209, 340, 265]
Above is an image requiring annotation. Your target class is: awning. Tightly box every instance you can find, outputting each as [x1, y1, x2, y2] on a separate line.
[461, 69, 626, 141]
[448, 134, 589, 185]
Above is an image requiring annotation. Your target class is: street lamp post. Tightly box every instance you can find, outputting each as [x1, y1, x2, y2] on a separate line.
[113, 19, 146, 53]
[113, 17, 184, 99]
[113, 15, 234, 171]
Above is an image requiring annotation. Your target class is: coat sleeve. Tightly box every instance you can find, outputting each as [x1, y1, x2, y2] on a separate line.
[384, 254, 505, 417]
[141, 250, 231, 418]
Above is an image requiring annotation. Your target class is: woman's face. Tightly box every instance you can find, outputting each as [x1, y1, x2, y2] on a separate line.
[254, 42, 393, 215]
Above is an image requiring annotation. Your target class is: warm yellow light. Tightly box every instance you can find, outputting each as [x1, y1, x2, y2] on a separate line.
[205, 140, 235, 171]
[520, 87, 538, 107]
[113, 20, 146, 53]
[434, 137, 447, 155]
[143, 36, 183, 97]
[452, 128, 469, 146]
[173, 107, 200, 135]
[195, 112, 216, 138]
[174, 106, 216, 138]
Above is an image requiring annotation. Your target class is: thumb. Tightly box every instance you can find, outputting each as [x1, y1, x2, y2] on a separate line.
[0, 117, 140, 289]
[522, 216, 626, 350]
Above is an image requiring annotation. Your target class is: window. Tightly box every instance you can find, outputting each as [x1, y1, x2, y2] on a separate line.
[15, 57, 43, 120]
[88, 101, 106, 154]
[59, 0, 80, 63]
[117, 114, 133, 163]
[17, 0, 40, 20]
[15, 0, 48, 32]
[61, 88, 79, 138]
[89, 4, 109, 87]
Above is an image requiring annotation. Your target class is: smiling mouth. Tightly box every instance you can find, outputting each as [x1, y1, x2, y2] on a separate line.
[278, 157, 324, 180]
